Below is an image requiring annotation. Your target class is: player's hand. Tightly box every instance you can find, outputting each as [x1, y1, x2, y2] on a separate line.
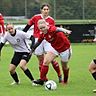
[66, 30, 72, 34]
[93, 38, 96, 42]
[29, 48, 34, 56]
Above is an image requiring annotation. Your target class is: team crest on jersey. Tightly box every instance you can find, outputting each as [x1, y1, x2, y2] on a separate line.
[46, 22, 49, 25]
[16, 38, 20, 42]
[48, 35, 51, 38]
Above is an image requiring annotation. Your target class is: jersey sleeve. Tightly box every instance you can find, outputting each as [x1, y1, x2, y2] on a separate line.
[1, 33, 7, 43]
[28, 16, 35, 26]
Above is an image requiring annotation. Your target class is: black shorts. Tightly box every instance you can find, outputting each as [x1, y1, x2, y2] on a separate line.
[93, 59, 96, 64]
[11, 52, 31, 66]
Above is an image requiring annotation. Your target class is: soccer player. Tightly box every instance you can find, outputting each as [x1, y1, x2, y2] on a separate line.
[32, 19, 72, 85]
[0, 23, 34, 85]
[0, 13, 5, 42]
[23, 3, 62, 82]
[89, 38, 96, 92]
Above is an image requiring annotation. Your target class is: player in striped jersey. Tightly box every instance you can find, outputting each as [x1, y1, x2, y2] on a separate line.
[0, 23, 34, 85]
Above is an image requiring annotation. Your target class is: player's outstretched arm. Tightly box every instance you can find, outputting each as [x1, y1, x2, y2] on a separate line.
[0, 42, 5, 51]
[30, 35, 35, 49]
[56, 27, 72, 34]
[23, 24, 31, 32]
[93, 38, 96, 42]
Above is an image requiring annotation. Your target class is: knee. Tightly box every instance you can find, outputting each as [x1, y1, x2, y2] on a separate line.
[88, 65, 92, 72]
[19, 64, 27, 71]
[88, 63, 95, 73]
[9, 64, 16, 74]
[9, 67, 15, 74]
[43, 60, 50, 66]
[19, 64, 24, 70]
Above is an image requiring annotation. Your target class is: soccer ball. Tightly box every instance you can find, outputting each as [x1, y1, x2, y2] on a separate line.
[44, 80, 57, 90]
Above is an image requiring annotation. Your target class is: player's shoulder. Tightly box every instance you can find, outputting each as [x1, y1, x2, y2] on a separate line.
[47, 16, 54, 20]
[16, 29, 24, 35]
[33, 14, 41, 18]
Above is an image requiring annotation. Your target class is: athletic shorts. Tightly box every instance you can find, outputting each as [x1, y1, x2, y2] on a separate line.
[34, 39, 58, 56]
[11, 52, 31, 66]
[59, 47, 72, 62]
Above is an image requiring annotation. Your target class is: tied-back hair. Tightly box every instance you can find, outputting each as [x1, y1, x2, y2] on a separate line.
[6, 23, 14, 27]
[6, 23, 14, 31]
[40, 3, 50, 9]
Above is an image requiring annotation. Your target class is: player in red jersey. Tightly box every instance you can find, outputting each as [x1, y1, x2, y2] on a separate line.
[32, 19, 72, 85]
[23, 3, 62, 82]
[0, 13, 5, 42]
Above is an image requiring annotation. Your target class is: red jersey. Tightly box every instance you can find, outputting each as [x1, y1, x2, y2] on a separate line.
[38, 25, 70, 53]
[0, 13, 5, 34]
[28, 14, 55, 38]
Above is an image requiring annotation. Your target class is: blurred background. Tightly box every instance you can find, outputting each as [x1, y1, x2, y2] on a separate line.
[0, 0, 96, 43]
[0, 0, 96, 19]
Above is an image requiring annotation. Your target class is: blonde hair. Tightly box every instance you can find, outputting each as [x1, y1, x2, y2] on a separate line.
[38, 19, 47, 25]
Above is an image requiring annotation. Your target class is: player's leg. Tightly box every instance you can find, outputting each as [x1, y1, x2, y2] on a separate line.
[89, 59, 96, 80]
[34, 41, 48, 80]
[34, 41, 44, 71]
[60, 47, 72, 84]
[44, 40, 62, 82]
[9, 64, 19, 85]
[9, 52, 21, 84]
[51, 60, 62, 83]
[89, 59, 96, 92]
[33, 52, 57, 85]
[36, 54, 44, 71]
[19, 53, 34, 82]
[61, 61, 69, 84]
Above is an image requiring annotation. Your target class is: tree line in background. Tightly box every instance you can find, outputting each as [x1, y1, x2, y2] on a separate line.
[0, 0, 96, 19]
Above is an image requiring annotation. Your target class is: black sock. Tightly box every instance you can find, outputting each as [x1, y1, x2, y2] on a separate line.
[10, 72, 19, 83]
[92, 72, 96, 80]
[24, 69, 34, 81]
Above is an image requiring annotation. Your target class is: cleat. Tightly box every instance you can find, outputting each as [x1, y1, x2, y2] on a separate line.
[58, 75, 62, 83]
[10, 81, 20, 85]
[32, 80, 38, 86]
[33, 79, 44, 85]
[93, 89, 96, 93]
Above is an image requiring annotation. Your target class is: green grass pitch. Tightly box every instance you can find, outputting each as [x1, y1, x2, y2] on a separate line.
[0, 43, 96, 96]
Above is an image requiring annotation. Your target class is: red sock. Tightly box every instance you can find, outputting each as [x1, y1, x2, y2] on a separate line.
[51, 60, 61, 77]
[39, 57, 44, 71]
[40, 65, 49, 81]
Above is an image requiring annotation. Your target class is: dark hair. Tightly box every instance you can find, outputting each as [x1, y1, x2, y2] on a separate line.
[40, 3, 50, 9]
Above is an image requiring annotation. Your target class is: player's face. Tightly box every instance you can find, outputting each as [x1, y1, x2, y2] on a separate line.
[6, 24, 14, 34]
[41, 6, 50, 17]
[38, 24, 48, 34]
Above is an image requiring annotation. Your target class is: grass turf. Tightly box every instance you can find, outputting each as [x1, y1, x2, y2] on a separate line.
[0, 43, 96, 96]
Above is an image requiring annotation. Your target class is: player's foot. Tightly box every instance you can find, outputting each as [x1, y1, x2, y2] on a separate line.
[33, 79, 44, 85]
[93, 89, 96, 93]
[32, 80, 38, 86]
[58, 75, 62, 83]
[10, 81, 20, 85]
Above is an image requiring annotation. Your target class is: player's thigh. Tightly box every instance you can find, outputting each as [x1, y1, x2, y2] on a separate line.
[44, 52, 57, 65]
[44, 40, 58, 55]
[60, 48, 72, 62]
